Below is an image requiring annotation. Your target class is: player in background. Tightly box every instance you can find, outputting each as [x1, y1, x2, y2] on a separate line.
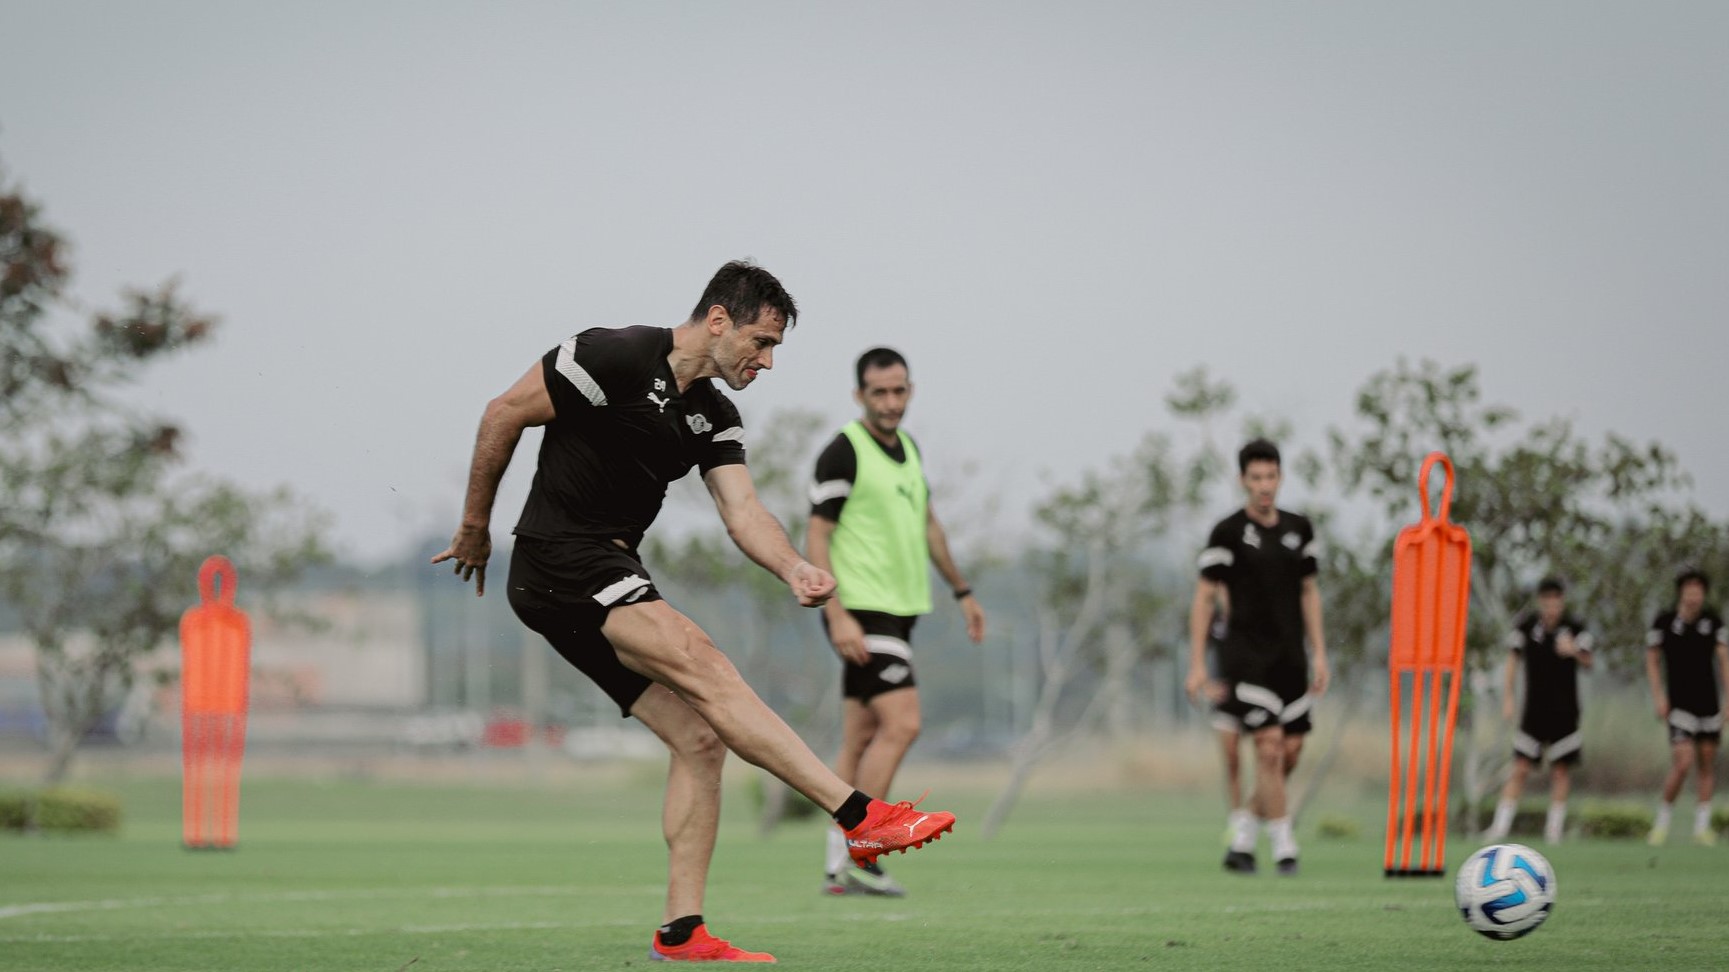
[432, 262, 956, 963]
[805, 347, 986, 896]
[1485, 578, 1593, 845]
[1644, 567, 1728, 846]
[1185, 439, 1330, 875]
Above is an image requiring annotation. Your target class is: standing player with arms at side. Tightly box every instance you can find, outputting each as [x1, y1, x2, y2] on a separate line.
[1484, 577, 1593, 845]
[1644, 567, 1728, 846]
[805, 348, 987, 897]
[1185, 438, 1330, 876]
[432, 262, 956, 964]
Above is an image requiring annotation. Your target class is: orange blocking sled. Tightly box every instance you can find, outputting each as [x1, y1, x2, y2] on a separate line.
[1384, 453, 1472, 876]
[180, 555, 251, 849]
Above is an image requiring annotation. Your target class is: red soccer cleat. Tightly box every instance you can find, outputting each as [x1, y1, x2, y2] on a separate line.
[843, 794, 956, 866]
[649, 924, 776, 963]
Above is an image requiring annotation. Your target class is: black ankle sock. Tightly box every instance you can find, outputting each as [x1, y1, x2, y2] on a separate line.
[833, 790, 873, 830]
[658, 914, 703, 946]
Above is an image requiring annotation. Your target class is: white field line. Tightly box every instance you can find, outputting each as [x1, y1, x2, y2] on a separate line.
[0, 885, 656, 921]
[0, 890, 1622, 946]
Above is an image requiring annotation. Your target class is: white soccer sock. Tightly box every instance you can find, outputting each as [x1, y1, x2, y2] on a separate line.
[1267, 816, 1298, 860]
[1654, 801, 1674, 831]
[1544, 802, 1567, 842]
[1228, 809, 1257, 853]
[1488, 798, 1516, 837]
[825, 825, 849, 876]
[1694, 802, 1713, 836]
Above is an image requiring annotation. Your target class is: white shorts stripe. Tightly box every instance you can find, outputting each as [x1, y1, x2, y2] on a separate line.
[863, 635, 911, 660]
[1235, 683, 1284, 716]
[592, 574, 650, 606]
[1279, 693, 1316, 724]
[1546, 731, 1583, 760]
[1668, 710, 1721, 734]
[1513, 731, 1542, 759]
[555, 339, 607, 406]
[809, 479, 852, 505]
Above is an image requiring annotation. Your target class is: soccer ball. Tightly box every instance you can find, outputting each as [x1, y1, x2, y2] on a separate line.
[1454, 843, 1556, 940]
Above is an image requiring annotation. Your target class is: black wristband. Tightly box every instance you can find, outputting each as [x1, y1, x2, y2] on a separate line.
[953, 587, 973, 601]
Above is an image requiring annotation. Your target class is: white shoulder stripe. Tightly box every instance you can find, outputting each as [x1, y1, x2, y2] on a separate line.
[809, 479, 852, 505]
[1197, 548, 1233, 570]
[713, 426, 744, 443]
[555, 338, 607, 406]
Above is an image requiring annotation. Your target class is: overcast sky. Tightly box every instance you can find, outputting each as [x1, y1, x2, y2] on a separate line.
[3, 1, 1725, 566]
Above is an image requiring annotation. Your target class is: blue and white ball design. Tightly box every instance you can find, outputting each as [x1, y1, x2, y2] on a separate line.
[1454, 843, 1556, 940]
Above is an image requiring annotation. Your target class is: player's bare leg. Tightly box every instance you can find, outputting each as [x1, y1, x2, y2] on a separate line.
[1282, 734, 1305, 775]
[606, 601, 853, 810]
[605, 601, 954, 868]
[1693, 738, 1718, 844]
[1219, 728, 1256, 873]
[1651, 740, 1694, 845]
[852, 687, 920, 800]
[1544, 763, 1571, 843]
[827, 689, 919, 895]
[630, 686, 726, 924]
[1487, 756, 1534, 840]
[1251, 726, 1299, 873]
[834, 699, 879, 787]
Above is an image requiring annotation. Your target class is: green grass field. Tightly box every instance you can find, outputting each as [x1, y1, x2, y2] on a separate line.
[3, 769, 1727, 971]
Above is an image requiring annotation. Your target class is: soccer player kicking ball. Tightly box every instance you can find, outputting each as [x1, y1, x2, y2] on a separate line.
[1186, 439, 1329, 876]
[805, 347, 987, 897]
[433, 262, 955, 963]
[1485, 578, 1593, 845]
[1644, 567, 1728, 846]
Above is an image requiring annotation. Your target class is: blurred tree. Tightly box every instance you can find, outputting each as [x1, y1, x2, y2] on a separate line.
[1327, 358, 1729, 829]
[0, 163, 330, 783]
[980, 412, 1216, 837]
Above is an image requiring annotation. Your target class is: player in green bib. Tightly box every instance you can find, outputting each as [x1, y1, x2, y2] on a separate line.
[807, 348, 987, 897]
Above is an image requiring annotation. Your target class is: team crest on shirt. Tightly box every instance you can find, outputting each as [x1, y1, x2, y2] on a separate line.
[685, 413, 712, 434]
[1242, 524, 1261, 548]
[1701, 619, 1714, 636]
[1281, 531, 1301, 550]
[1674, 617, 1687, 635]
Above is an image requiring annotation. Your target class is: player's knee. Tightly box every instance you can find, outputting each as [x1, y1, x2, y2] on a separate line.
[879, 714, 921, 749]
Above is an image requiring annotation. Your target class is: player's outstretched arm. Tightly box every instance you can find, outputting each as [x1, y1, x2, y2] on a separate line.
[704, 464, 835, 607]
[430, 362, 554, 596]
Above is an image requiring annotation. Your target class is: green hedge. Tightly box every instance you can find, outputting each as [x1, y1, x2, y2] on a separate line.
[0, 787, 121, 834]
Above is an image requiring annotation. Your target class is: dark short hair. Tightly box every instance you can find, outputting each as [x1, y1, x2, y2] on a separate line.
[1238, 438, 1281, 474]
[1676, 567, 1711, 595]
[1537, 577, 1565, 596]
[855, 347, 908, 389]
[690, 260, 798, 329]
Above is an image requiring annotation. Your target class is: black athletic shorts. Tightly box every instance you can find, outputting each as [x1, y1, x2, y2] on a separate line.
[1513, 716, 1582, 766]
[507, 536, 664, 718]
[1212, 674, 1314, 736]
[1668, 708, 1724, 744]
[823, 609, 918, 703]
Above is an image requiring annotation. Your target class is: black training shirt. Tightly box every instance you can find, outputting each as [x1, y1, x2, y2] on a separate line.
[1198, 508, 1318, 684]
[513, 326, 745, 544]
[1648, 609, 1726, 716]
